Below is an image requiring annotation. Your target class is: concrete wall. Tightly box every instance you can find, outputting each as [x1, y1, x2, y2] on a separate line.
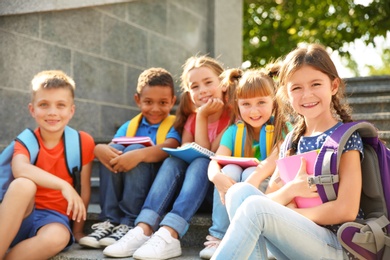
[0, 0, 243, 150]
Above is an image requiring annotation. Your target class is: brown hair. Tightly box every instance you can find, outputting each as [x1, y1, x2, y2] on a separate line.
[276, 43, 352, 155]
[136, 67, 174, 96]
[222, 66, 288, 157]
[173, 55, 225, 134]
[31, 70, 76, 101]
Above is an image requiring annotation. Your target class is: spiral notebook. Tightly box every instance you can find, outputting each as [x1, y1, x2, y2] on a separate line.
[276, 150, 322, 208]
[162, 142, 215, 164]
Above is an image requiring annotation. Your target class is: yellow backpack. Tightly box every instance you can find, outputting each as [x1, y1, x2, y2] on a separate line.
[126, 113, 176, 144]
[233, 121, 274, 160]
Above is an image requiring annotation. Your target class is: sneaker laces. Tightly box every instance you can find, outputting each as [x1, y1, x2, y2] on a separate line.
[116, 227, 143, 245]
[109, 224, 131, 240]
[203, 235, 221, 248]
[88, 221, 114, 239]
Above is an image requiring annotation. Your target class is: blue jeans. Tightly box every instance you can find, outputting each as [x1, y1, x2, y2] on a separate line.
[135, 156, 211, 238]
[99, 143, 160, 226]
[209, 165, 269, 239]
[212, 183, 345, 260]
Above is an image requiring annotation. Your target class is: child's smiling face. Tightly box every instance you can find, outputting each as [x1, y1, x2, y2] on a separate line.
[186, 66, 222, 108]
[29, 87, 75, 135]
[134, 85, 176, 125]
[286, 65, 339, 121]
[238, 95, 274, 131]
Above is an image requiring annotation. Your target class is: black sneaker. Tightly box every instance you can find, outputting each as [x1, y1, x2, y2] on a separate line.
[78, 220, 115, 248]
[99, 224, 131, 247]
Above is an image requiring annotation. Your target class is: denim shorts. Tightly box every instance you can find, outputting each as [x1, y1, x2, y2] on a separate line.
[11, 208, 74, 250]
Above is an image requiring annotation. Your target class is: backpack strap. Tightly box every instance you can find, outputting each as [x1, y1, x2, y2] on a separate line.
[234, 121, 245, 157]
[63, 126, 82, 193]
[0, 129, 39, 202]
[156, 115, 176, 144]
[16, 128, 40, 164]
[126, 113, 143, 137]
[234, 121, 274, 159]
[259, 124, 274, 161]
[126, 113, 175, 145]
[313, 121, 377, 202]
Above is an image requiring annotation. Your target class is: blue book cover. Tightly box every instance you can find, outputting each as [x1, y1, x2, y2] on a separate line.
[162, 142, 215, 164]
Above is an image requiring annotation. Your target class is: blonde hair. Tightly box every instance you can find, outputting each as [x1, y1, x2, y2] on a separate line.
[173, 55, 225, 134]
[222, 65, 288, 157]
[276, 43, 352, 155]
[31, 70, 75, 101]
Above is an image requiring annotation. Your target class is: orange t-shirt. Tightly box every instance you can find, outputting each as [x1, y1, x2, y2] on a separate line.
[13, 128, 95, 217]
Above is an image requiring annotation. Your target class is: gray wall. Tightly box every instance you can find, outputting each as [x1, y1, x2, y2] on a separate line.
[0, 0, 243, 150]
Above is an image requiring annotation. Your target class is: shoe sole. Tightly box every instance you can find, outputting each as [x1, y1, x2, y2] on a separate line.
[78, 240, 101, 249]
[103, 251, 134, 258]
[99, 240, 116, 247]
[133, 249, 182, 260]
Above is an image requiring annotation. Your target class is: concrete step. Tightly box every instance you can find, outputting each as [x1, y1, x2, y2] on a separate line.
[347, 96, 390, 113]
[51, 244, 203, 260]
[352, 112, 390, 135]
[52, 204, 210, 259]
[345, 76, 390, 97]
[85, 204, 211, 249]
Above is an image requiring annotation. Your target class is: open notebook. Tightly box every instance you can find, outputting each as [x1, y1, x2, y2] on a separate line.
[276, 150, 322, 208]
[162, 142, 215, 164]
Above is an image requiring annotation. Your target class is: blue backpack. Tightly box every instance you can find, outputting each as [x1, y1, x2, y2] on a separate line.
[0, 126, 82, 202]
[285, 121, 390, 259]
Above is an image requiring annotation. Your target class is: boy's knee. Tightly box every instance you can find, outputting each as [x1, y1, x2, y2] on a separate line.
[8, 178, 36, 196]
[124, 143, 145, 152]
[39, 223, 71, 251]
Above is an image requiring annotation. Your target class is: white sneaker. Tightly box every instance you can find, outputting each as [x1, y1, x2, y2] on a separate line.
[199, 235, 221, 259]
[78, 221, 114, 248]
[133, 228, 182, 260]
[103, 226, 150, 258]
[99, 224, 131, 247]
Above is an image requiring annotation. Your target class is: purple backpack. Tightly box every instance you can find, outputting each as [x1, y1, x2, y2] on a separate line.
[312, 121, 390, 259]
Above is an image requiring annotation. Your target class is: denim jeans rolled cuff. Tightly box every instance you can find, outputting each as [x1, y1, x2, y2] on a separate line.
[135, 208, 162, 232]
[160, 212, 189, 238]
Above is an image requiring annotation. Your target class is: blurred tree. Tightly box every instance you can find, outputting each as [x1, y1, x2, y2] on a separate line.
[243, 0, 390, 75]
[367, 48, 390, 75]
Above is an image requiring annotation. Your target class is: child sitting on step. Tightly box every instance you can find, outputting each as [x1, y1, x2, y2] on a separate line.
[200, 67, 291, 259]
[0, 70, 95, 259]
[212, 43, 364, 260]
[79, 67, 181, 249]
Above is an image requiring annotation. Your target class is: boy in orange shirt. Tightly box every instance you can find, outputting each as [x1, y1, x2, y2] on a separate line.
[0, 70, 95, 259]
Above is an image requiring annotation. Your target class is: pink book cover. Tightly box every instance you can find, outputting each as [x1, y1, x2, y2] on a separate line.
[210, 155, 260, 168]
[276, 150, 322, 208]
[111, 136, 155, 146]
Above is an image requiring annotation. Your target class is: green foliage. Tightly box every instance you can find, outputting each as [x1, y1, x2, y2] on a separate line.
[367, 49, 390, 75]
[243, 0, 390, 75]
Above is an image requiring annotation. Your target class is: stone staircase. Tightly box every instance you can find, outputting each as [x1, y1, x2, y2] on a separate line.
[345, 75, 390, 146]
[52, 75, 390, 259]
